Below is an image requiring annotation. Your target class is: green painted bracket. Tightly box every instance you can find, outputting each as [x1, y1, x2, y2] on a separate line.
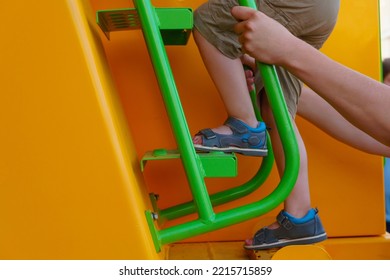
[158, 142, 274, 221]
[141, 149, 237, 177]
[96, 7, 193, 45]
[145, 210, 162, 252]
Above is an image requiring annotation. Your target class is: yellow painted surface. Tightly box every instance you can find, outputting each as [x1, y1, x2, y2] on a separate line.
[0, 0, 385, 260]
[166, 235, 390, 260]
[0, 0, 159, 259]
[166, 242, 250, 260]
[323, 234, 390, 260]
[271, 245, 332, 260]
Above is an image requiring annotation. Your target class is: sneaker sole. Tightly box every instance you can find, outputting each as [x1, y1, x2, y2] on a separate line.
[244, 233, 327, 250]
[194, 144, 268, 157]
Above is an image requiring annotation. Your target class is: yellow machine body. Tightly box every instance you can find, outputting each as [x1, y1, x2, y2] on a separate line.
[0, 0, 388, 259]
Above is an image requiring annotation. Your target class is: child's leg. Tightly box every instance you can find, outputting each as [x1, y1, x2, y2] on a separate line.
[261, 95, 312, 221]
[191, 1, 268, 156]
[192, 29, 268, 156]
[244, 93, 328, 250]
[193, 29, 258, 133]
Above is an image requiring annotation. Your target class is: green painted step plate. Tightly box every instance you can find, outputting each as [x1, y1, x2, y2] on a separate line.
[96, 7, 193, 45]
[141, 149, 238, 178]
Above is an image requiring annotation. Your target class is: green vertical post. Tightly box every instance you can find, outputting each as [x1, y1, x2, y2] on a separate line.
[133, 0, 215, 222]
[238, 0, 300, 205]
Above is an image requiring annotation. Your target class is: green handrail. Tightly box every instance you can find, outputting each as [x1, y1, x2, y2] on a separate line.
[239, 0, 300, 202]
[133, 0, 215, 223]
[132, 0, 299, 251]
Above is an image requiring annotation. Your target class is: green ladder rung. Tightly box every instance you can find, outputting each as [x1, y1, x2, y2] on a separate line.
[96, 8, 193, 45]
[141, 149, 237, 177]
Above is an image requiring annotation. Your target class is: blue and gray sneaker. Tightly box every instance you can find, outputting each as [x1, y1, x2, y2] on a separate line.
[244, 208, 327, 250]
[194, 117, 267, 157]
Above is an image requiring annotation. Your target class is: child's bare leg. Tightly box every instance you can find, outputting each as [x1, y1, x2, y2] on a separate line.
[244, 95, 314, 247]
[264, 96, 311, 224]
[193, 29, 258, 145]
[241, 56, 313, 221]
[284, 124, 312, 215]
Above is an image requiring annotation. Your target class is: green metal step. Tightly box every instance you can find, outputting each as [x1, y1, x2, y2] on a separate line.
[96, 8, 193, 45]
[141, 149, 237, 178]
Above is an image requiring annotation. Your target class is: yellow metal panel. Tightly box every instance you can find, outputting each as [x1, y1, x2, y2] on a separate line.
[166, 242, 250, 260]
[1, 0, 384, 260]
[323, 235, 390, 260]
[0, 0, 159, 259]
[166, 236, 390, 260]
[271, 245, 332, 260]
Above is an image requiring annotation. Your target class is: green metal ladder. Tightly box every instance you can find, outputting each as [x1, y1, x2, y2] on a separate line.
[97, 0, 299, 252]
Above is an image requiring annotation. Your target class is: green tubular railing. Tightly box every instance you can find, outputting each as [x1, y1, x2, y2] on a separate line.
[159, 153, 274, 220]
[133, 0, 215, 223]
[128, 0, 299, 252]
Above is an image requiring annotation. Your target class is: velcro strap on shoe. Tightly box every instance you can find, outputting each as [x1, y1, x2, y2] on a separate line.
[277, 211, 293, 230]
[224, 117, 248, 134]
[199, 128, 216, 139]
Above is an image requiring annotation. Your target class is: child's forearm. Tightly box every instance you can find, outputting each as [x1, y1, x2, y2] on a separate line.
[232, 6, 390, 145]
[283, 40, 390, 145]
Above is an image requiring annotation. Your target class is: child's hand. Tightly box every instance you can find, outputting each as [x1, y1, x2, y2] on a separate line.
[244, 68, 255, 92]
[241, 53, 256, 70]
[241, 54, 256, 92]
[232, 6, 295, 67]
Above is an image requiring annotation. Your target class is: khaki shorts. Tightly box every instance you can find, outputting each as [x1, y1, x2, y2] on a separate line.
[194, 0, 340, 116]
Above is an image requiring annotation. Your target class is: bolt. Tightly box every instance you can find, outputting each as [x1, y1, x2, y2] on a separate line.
[152, 212, 159, 220]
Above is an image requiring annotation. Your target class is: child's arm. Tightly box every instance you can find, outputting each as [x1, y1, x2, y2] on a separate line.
[231, 6, 390, 146]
